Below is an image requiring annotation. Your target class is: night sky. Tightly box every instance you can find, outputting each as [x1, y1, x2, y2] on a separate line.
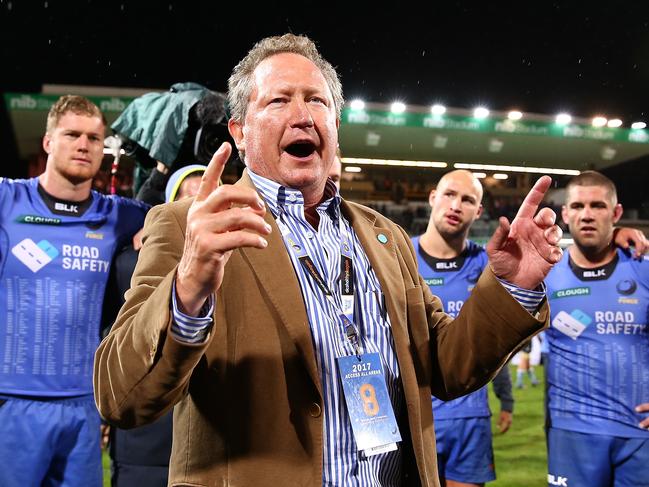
[2, 1, 649, 124]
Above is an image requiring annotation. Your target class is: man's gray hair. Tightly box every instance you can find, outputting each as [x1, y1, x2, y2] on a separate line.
[227, 33, 344, 123]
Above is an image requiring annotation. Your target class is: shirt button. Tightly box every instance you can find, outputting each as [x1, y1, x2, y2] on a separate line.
[288, 193, 297, 202]
[309, 402, 322, 417]
[305, 231, 314, 239]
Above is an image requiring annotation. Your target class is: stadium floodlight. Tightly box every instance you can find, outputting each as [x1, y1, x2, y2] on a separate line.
[493, 173, 509, 180]
[350, 99, 365, 111]
[472, 172, 487, 179]
[507, 111, 523, 120]
[390, 102, 406, 114]
[342, 157, 447, 168]
[431, 104, 446, 115]
[631, 122, 647, 130]
[473, 107, 489, 119]
[345, 166, 362, 173]
[607, 119, 622, 128]
[592, 116, 607, 128]
[555, 113, 572, 125]
[454, 162, 580, 176]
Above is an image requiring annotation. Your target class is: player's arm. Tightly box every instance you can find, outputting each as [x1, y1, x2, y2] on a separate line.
[613, 227, 649, 258]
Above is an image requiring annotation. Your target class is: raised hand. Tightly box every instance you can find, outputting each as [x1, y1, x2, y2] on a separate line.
[175, 142, 271, 316]
[486, 176, 563, 289]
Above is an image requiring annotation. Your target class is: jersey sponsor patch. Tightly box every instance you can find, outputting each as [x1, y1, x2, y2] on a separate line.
[11, 238, 59, 272]
[424, 277, 444, 286]
[15, 214, 62, 225]
[551, 286, 590, 299]
[552, 309, 591, 339]
[60, 244, 110, 273]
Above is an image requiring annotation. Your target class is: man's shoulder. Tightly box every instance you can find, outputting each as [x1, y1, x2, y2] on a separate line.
[0, 178, 34, 208]
[0, 176, 32, 191]
[144, 197, 192, 225]
[344, 200, 402, 230]
[618, 248, 649, 283]
[99, 192, 150, 210]
[466, 240, 487, 256]
[94, 193, 151, 223]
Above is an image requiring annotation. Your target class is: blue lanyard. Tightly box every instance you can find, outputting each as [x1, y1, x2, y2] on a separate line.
[275, 210, 362, 358]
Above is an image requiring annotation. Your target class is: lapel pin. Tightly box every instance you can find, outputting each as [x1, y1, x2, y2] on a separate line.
[377, 233, 388, 244]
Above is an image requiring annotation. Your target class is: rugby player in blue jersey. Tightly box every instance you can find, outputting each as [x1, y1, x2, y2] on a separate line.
[413, 170, 514, 487]
[0, 95, 148, 486]
[545, 171, 649, 487]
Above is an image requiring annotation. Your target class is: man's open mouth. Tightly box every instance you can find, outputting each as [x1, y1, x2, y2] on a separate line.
[285, 141, 316, 158]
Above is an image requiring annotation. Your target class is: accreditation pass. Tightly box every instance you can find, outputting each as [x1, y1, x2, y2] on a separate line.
[337, 352, 402, 456]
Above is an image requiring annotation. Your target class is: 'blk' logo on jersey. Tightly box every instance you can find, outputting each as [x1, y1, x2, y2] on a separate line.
[548, 474, 568, 486]
[583, 269, 606, 279]
[54, 202, 79, 214]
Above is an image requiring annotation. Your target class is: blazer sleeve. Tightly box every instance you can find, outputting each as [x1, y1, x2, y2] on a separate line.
[94, 201, 211, 428]
[394, 225, 549, 401]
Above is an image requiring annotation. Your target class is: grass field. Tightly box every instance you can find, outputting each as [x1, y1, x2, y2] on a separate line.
[488, 364, 548, 487]
[103, 364, 548, 486]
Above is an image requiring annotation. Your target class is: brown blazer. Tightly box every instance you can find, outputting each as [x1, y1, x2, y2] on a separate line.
[94, 172, 548, 487]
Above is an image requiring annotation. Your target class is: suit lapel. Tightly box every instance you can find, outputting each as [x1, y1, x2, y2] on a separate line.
[341, 202, 408, 346]
[237, 173, 322, 396]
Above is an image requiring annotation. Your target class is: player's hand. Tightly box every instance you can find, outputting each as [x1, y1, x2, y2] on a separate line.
[613, 227, 649, 259]
[487, 176, 563, 289]
[100, 423, 110, 450]
[636, 402, 649, 429]
[132, 228, 145, 251]
[498, 410, 513, 433]
[175, 142, 271, 316]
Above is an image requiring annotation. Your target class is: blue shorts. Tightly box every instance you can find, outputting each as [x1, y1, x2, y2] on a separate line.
[0, 394, 102, 487]
[548, 427, 649, 487]
[435, 416, 496, 484]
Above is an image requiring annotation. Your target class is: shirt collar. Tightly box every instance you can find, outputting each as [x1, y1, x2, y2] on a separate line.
[247, 169, 342, 219]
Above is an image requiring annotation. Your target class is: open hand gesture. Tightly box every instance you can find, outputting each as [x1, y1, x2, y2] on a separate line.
[175, 142, 271, 315]
[486, 176, 563, 289]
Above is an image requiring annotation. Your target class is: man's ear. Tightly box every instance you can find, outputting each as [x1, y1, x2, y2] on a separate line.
[42, 134, 51, 154]
[476, 204, 484, 219]
[428, 189, 436, 207]
[228, 119, 245, 153]
[613, 203, 624, 224]
[561, 205, 569, 226]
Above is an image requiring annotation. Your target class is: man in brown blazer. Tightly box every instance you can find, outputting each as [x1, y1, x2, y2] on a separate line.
[94, 34, 563, 486]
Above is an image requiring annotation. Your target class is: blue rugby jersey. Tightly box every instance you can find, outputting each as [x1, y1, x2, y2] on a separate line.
[412, 237, 492, 419]
[0, 177, 148, 397]
[545, 249, 649, 438]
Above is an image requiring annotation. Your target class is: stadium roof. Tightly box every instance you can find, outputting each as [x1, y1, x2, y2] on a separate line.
[5, 90, 649, 174]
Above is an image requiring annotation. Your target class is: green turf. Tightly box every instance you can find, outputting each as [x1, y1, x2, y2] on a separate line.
[103, 447, 110, 486]
[488, 364, 547, 487]
[102, 364, 548, 486]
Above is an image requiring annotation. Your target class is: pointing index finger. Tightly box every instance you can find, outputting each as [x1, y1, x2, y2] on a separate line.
[515, 175, 552, 219]
[195, 142, 231, 202]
